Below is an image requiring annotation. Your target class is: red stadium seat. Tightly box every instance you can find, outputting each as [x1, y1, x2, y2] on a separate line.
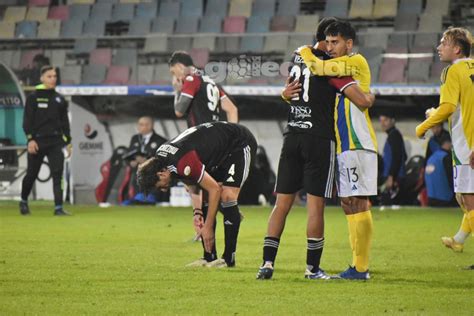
[223, 16, 246, 33]
[104, 65, 130, 85]
[89, 48, 112, 67]
[20, 49, 43, 69]
[29, 0, 50, 6]
[47, 5, 69, 20]
[270, 15, 295, 32]
[379, 59, 406, 83]
[189, 48, 209, 69]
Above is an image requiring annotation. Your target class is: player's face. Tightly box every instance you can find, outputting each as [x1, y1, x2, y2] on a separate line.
[325, 35, 352, 58]
[379, 116, 394, 132]
[437, 36, 458, 63]
[169, 63, 186, 81]
[40, 69, 57, 89]
[156, 169, 171, 191]
[431, 124, 443, 136]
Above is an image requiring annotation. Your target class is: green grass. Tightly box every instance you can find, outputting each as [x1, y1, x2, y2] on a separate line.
[1, 201, 473, 315]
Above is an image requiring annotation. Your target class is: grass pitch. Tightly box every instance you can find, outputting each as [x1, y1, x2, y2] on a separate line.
[1, 201, 473, 315]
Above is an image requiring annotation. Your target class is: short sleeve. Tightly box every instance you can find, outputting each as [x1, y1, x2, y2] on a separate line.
[440, 67, 460, 106]
[181, 75, 201, 99]
[329, 76, 356, 92]
[218, 86, 227, 100]
[176, 150, 205, 183]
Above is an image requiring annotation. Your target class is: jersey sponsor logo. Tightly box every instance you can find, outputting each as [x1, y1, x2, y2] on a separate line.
[55, 97, 62, 103]
[293, 55, 304, 64]
[157, 144, 179, 157]
[288, 121, 313, 129]
[290, 105, 312, 119]
[185, 75, 194, 81]
[38, 102, 48, 108]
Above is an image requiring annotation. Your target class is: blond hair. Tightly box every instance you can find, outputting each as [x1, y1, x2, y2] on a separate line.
[443, 27, 473, 57]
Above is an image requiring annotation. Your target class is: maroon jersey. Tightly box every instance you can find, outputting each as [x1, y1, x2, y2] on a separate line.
[180, 73, 227, 127]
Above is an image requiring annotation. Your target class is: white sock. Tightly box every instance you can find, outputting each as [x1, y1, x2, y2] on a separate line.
[453, 230, 469, 244]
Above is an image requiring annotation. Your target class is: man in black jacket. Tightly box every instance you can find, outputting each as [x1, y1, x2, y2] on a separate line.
[20, 66, 71, 216]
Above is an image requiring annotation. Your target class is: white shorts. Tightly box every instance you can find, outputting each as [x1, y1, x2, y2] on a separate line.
[453, 165, 474, 193]
[337, 150, 378, 197]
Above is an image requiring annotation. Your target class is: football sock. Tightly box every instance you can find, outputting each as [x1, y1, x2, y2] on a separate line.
[54, 205, 63, 210]
[221, 201, 241, 266]
[453, 214, 471, 244]
[201, 203, 217, 262]
[354, 210, 373, 272]
[467, 210, 474, 233]
[262, 236, 280, 266]
[306, 237, 324, 273]
[346, 214, 357, 267]
[20, 199, 27, 204]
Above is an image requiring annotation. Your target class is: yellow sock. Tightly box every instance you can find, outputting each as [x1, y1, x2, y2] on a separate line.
[353, 210, 373, 272]
[467, 210, 474, 233]
[346, 214, 356, 267]
[460, 214, 472, 234]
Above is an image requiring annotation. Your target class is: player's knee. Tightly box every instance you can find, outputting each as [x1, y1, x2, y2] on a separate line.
[341, 197, 351, 208]
[220, 188, 239, 202]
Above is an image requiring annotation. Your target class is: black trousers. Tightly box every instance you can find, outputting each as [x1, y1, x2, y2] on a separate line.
[21, 140, 64, 207]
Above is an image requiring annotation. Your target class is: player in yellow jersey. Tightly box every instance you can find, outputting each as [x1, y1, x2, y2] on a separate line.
[296, 21, 376, 279]
[415, 27, 474, 260]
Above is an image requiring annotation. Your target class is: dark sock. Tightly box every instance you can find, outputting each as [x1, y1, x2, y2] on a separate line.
[262, 236, 280, 266]
[55, 205, 63, 211]
[306, 237, 324, 273]
[201, 203, 217, 262]
[221, 201, 241, 266]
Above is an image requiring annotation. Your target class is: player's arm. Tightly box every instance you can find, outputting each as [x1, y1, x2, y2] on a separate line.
[281, 77, 301, 104]
[174, 75, 200, 118]
[415, 102, 456, 138]
[330, 77, 375, 109]
[174, 94, 192, 118]
[219, 88, 239, 123]
[198, 172, 222, 252]
[299, 46, 354, 77]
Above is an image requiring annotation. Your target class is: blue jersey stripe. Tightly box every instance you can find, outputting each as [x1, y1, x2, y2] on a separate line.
[337, 96, 349, 152]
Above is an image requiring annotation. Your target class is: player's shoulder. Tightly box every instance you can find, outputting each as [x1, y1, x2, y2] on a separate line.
[348, 53, 369, 66]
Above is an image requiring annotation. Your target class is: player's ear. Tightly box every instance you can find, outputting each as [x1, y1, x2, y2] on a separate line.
[346, 38, 353, 50]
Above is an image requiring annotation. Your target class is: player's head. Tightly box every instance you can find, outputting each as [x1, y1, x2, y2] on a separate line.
[315, 17, 338, 42]
[169, 51, 195, 80]
[40, 65, 57, 89]
[137, 157, 171, 193]
[137, 116, 154, 135]
[437, 27, 472, 62]
[379, 112, 396, 132]
[439, 133, 452, 151]
[324, 21, 356, 58]
[430, 123, 444, 136]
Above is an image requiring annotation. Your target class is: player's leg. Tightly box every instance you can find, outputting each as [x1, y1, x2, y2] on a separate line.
[46, 144, 69, 215]
[20, 147, 46, 215]
[442, 193, 471, 252]
[218, 186, 241, 267]
[460, 193, 474, 238]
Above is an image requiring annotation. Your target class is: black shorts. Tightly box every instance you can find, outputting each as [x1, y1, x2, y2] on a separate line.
[211, 139, 257, 188]
[275, 133, 336, 198]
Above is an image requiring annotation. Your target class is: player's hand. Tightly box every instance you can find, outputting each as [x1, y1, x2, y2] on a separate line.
[65, 144, 72, 158]
[415, 124, 426, 139]
[282, 77, 301, 100]
[385, 176, 394, 190]
[193, 208, 204, 235]
[295, 45, 311, 54]
[27, 140, 39, 154]
[201, 224, 215, 253]
[136, 155, 146, 164]
[172, 76, 183, 92]
[469, 151, 474, 169]
[425, 107, 436, 119]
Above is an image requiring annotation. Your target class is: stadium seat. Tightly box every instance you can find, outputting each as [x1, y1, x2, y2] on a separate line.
[152, 63, 172, 84]
[270, 16, 295, 32]
[61, 65, 82, 84]
[425, 0, 450, 16]
[113, 48, 137, 67]
[90, 3, 113, 20]
[189, 48, 209, 68]
[263, 34, 288, 53]
[408, 59, 431, 83]
[223, 16, 246, 33]
[323, 0, 349, 18]
[120, 0, 141, 3]
[413, 33, 439, 49]
[45, 49, 67, 67]
[72, 0, 95, 4]
[16, 21, 38, 38]
[4, 6, 27, 23]
[47, 6, 69, 20]
[25, 7, 48, 21]
[38, 20, 61, 38]
[349, 0, 373, 19]
[418, 14, 443, 32]
[73, 38, 97, 55]
[379, 59, 406, 83]
[277, 0, 300, 16]
[360, 27, 390, 48]
[247, 16, 270, 32]
[216, 37, 241, 53]
[240, 35, 265, 52]
[175, 16, 199, 33]
[143, 35, 168, 53]
[399, 0, 423, 15]
[82, 64, 107, 84]
[90, 48, 112, 67]
[0, 50, 16, 68]
[70, 4, 91, 20]
[0, 22, 16, 39]
[82, 18, 106, 36]
[151, 17, 175, 33]
[429, 61, 445, 83]
[134, 65, 154, 84]
[111, 3, 135, 21]
[287, 34, 313, 52]
[136, 2, 158, 18]
[204, 0, 229, 17]
[192, 35, 216, 50]
[168, 37, 192, 52]
[358, 46, 384, 83]
[229, 0, 252, 17]
[29, 0, 50, 6]
[97, 0, 119, 3]
[252, 0, 276, 17]
[199, 16, 222, 33]
[20, 49, 43, 69]
[181, 0, 203, 17]
[159, 0, 181, 17]
[372, 0, 397, 18]
[294, 15, 319, 33]
[104, 65, 129, 84]
[394, 14, 418, 31]
[388, 33, 411, 49]
[128, 18, 151, 35]
[60, 19, 83, 38]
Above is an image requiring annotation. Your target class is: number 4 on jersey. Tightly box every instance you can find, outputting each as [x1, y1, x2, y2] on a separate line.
[226, 164, 235, 183]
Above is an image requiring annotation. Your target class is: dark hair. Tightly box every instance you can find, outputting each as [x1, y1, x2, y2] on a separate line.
[136, 157, 166, 194]
[40, 65, 55, 75]
[168, 51, 194, 67]
[324, 20, 356, 41]
[439, 132, 451, 145]
[316, 17, 338, 42]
